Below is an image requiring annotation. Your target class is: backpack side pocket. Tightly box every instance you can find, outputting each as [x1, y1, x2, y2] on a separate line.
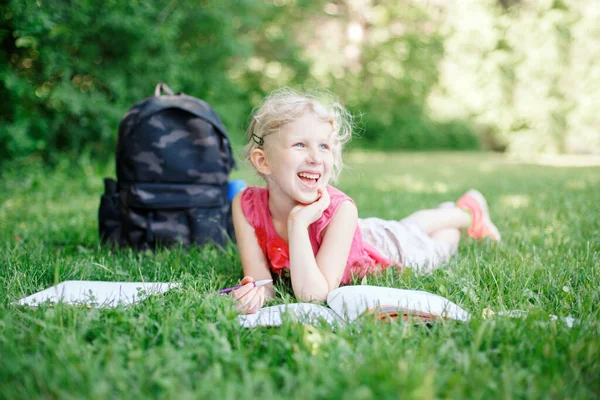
[122, 183, 227, 248]
[98, 178, 121, 244]
[187, 206, 226, 246]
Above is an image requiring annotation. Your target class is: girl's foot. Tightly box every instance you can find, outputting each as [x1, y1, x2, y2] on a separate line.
[456, 189, 501, 242]
[437, 201, 456, 209]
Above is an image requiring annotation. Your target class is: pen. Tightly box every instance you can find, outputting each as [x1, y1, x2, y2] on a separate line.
[218, 279, 273, 295]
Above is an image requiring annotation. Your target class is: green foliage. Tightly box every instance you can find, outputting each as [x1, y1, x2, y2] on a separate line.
[352, 14, 474, 149]
[0, 0, 319, 161]
[1, 0, 598, 162]
[310, 2, 480, 150]
[1, 153, 599, 398]
[430, 0, 600, 154]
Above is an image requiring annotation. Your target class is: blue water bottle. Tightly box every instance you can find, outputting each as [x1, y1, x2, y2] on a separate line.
[228, 180, 247, 202]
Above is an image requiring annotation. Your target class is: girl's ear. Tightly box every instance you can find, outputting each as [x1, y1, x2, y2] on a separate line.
[250, 148, 271, 176]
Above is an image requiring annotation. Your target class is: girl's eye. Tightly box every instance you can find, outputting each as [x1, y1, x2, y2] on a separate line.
[293, 143, 304, 148]
[320, 144, 330, 150]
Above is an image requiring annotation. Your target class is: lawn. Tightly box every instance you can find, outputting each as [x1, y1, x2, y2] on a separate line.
[0, 152, 599, 399]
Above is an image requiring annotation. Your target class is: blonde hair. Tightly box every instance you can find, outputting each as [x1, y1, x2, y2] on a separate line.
[244, 88, 353, 182]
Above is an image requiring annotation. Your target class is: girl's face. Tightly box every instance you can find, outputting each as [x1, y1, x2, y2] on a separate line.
[262, 113, 334, 204]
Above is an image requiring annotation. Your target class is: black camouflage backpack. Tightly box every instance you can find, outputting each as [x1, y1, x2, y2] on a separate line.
[99, 83, 236, 249]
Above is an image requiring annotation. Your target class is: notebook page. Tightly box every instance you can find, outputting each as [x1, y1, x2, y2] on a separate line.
[327, 285, 471, 322]
[17, 280, 180, 307]
[238, 303, 342, 328]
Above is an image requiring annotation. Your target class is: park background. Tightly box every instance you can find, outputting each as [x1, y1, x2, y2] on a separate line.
[1, 1, 599, 399]
[2, 0, 599, 163]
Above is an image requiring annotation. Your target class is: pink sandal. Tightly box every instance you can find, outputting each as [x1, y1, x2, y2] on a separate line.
[457, 189, 501, 242]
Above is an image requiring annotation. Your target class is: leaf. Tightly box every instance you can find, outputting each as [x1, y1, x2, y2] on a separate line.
[15, 36, 38, 49]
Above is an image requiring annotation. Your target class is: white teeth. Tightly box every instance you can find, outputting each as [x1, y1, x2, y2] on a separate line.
[298, 172, 320, 180]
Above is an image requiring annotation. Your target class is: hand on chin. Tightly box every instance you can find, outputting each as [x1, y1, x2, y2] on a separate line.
[297, 187, 323, 205]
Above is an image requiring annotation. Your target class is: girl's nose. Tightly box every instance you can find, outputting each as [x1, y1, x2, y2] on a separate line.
[307, 147, 322, 164]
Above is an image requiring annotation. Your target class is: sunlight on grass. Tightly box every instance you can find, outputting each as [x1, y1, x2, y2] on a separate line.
[346, 151, 393, 165]
[1, 153, 599, 399]
[565, 180, 587, 190]
[42, 197, 98, 214]
[477, 161, 498, 173]
[375, 174, 450, 194]
[499, 194, 531, 209]
[505, 154, 600, 167]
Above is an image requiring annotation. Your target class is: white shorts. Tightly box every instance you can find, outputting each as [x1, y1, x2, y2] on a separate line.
[358, 217, 458, 275]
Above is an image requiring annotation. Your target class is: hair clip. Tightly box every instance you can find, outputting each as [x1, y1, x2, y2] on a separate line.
[251, 134, 264, 146]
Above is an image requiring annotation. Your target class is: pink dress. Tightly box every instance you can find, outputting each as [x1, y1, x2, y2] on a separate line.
[240, 185, 396, 284]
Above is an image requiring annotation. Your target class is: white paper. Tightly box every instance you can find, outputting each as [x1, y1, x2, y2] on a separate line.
[326, 285, 471, 322]
[238, 303, 341, 328]
[239, 285, 471, 328]
[17, 280, 181, 307]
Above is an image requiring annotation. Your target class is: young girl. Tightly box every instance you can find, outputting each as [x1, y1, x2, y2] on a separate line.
[231, 89, 501, 314]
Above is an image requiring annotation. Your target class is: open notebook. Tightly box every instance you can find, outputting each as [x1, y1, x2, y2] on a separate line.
[238, 285, 471, 328]
[16, 280, 181, 307]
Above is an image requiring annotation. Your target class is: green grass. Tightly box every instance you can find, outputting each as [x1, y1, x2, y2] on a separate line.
[1, 152, 599, 399]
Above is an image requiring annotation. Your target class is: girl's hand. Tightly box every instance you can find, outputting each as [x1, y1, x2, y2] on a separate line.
[232, 276, 266, 314]
[288, 187, 331, 229]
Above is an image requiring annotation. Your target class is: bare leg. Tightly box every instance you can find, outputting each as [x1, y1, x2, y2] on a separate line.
[400, 190, 500, 253]
[402, 208, 469, 249]
[431, 228, 461, 247]
[403, 208, 470, 235]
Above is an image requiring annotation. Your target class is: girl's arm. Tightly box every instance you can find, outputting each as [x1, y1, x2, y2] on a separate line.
[231, 192, 274, 312]
[288, 189, 358, 302]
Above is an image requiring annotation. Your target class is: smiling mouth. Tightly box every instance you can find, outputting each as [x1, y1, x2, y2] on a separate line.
[297, 172, 321, 187]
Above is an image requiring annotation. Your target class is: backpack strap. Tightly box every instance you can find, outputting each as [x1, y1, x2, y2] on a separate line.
[154, 82, 175, 96]
[134, 93, 237, 169]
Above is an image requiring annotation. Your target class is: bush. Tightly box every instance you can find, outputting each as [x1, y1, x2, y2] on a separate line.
[2, 0, 596, 161]
[429, 0, 600, 154]
[323, 2, 479, 150]
[0, 0, 319, 162]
